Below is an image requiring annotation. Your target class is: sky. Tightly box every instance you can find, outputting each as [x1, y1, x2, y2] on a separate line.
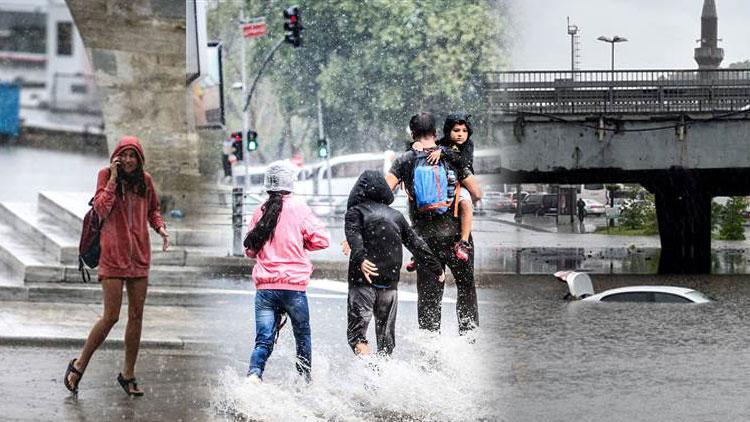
[509, 0, 750, 70]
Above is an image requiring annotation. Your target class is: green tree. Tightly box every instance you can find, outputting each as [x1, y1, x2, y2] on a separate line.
[710, 201, 723, 233]
[728, 60, 750, 69]
[618, 191, 657, 235]
[718, 197, 747, 240]
[211, 1, 508, 161]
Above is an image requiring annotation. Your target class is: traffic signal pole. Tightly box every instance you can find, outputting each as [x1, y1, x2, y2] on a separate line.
[317, 93, 332, 201]
[240, 6, 250, 191]
[243, 38, 285, 115]
[239, 13, 286, 191]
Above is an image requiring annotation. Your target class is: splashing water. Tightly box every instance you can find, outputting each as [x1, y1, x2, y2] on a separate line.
[212, 328, 502, 421]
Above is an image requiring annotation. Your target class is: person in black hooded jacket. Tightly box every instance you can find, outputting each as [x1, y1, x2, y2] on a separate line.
[344, 170, 443, 356]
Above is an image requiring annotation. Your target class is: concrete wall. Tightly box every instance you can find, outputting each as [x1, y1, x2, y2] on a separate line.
[494, 116, 750, 174]
[64, 0, 205, 209]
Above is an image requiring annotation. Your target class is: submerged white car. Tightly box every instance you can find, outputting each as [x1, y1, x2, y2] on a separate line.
[554, 271, 712, 304]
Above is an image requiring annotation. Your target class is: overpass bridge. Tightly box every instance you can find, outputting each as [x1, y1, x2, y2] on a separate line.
[486, 68, 750, 274]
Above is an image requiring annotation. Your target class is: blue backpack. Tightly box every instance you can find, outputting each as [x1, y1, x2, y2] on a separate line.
[412, 152, 453, 215]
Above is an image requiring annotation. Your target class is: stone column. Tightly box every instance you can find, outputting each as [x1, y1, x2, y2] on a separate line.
[65, 0, 202, 210]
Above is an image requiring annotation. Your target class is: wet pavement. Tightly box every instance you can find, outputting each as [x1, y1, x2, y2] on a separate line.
[0, 282, 504, 421]
[7, 275, 750, 421]
[0, 346, 218, 421]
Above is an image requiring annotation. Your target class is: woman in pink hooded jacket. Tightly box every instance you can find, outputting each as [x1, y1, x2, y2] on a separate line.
[64, 136, 169, 397]
[244, 163, 330, 383]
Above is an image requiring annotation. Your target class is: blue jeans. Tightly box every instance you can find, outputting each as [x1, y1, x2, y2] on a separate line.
[248, 289, 311, 381]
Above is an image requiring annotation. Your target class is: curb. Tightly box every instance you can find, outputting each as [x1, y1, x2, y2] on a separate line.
[488, 216, 556, 233]
[0, 335, 195, 350]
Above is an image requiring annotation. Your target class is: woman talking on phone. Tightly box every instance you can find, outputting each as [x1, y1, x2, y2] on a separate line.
[64, 136, 169, 396]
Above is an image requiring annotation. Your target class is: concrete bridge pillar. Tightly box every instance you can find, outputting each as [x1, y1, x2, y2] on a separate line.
[64, 0, 203, 210]
[647, 172, 712, 274]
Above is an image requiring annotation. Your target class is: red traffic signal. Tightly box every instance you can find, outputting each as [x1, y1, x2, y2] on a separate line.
[282, 6, 303, 47]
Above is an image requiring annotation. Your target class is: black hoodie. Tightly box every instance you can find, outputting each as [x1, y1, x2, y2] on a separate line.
[345, 170, 442, 288]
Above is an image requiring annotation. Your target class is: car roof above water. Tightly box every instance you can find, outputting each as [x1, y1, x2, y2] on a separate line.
[584, 285, 710, 303]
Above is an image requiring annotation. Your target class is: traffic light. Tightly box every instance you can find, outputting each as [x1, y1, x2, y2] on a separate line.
[231, 131, 243, 161]
[282, 6, 303, 47]
[247, 130, 258, 151]
[317, 138, 328, 158]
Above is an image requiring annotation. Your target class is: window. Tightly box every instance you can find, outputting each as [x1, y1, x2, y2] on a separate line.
[71, 84, 87, 94]
[653, 293, 692, 303]
[330, 160, 382, 178]
[524, 195, 541, 205]
[0, 11, 46, 54]
[600, 292, 654, 302]
[57, 22, 72, 56]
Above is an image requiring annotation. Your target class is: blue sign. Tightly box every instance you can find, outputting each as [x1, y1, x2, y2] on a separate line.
[0, 83, 20, 137]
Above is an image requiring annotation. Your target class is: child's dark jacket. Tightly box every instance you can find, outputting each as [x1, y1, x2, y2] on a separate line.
[345, 170, 441, 288]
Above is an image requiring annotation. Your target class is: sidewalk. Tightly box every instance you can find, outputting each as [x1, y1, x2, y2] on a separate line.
[0, 279, 356, 349]
[0, 301, 209, 349]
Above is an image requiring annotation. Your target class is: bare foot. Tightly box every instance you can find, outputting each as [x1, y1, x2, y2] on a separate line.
[354, 342, 369, 355]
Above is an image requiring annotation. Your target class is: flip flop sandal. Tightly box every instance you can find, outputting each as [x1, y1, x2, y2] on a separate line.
[64, 358, 84, 394]
[117, 373, 145, 397]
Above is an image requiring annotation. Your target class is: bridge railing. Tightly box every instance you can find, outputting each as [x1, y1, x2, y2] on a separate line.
[486, 69, 750, 114]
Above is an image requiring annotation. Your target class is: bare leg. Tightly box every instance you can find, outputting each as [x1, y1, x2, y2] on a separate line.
[461, 175, 483, 203]
[459, 200, 473, 242]
[122, 277, 148, 394]
[67, 278, 124, 387]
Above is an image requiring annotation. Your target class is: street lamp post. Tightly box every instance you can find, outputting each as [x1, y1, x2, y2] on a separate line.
[597, 35, 627, 107]
[597, 35, 628, 72]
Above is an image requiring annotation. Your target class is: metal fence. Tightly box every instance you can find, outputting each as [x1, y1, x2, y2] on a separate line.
[486, 69, 750, 115]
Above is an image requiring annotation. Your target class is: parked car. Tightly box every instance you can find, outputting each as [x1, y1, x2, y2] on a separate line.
[308, 196, 342, 217]
[496, 193, 514, 212]
[554, 271, 712, 303]
[477, 191, 512, 213]
[521, 193, 557, 215]
[581, 198, 606, 216]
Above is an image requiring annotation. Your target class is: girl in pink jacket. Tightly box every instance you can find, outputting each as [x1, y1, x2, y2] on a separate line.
[244, 163, 330, 382]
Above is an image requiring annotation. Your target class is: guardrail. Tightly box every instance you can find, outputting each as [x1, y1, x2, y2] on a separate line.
[486, 69, 750, 114]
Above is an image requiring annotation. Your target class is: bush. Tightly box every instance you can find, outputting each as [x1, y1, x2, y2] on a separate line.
[619, 191, 657, 234]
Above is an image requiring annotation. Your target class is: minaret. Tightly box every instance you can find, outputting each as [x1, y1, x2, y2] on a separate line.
[694, 0, 724, 69]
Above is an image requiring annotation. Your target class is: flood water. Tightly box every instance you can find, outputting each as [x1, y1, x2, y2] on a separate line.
[197, 273, 750, 421]
[488, 274, 750, 422]
[204, 284, 504, 422]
